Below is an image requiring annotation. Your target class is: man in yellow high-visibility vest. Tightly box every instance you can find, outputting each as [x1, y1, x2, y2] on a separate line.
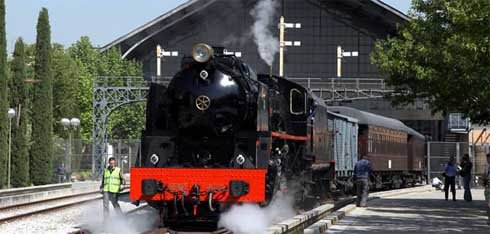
[100, 157, 124, 218]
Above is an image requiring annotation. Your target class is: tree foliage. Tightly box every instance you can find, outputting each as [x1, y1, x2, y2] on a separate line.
[9, 38, 29, 187]
[68, 37, 144, 141]
[52, 43, 80, 138]
[0, 0, 8, 187]
[30, 8, 53, 185]
[68, 37, 97, 141]
[371, 0, 490, 124]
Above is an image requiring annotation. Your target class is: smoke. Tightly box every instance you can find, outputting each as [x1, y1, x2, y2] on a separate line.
[250, 0, 280, 66]
[222, 33, 252, 48]
[218, 192, 296, 234]
[78, 202, 158, 234]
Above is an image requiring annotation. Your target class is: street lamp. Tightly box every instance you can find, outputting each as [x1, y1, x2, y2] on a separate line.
[61, 117, 80, 181]
[7, 108, 15, 189]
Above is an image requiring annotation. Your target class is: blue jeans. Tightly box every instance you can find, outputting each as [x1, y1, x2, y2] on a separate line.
[355, 178, 369, 207]
[463, 175, 472, 201]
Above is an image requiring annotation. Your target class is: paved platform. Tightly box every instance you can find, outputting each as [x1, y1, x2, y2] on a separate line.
[326, 188, 489, 234]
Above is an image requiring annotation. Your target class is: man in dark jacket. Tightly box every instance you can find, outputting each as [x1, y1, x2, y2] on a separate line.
[460, 154, 473, 201]
[57, 163, 66, 183]
[354, 155, 372, 207]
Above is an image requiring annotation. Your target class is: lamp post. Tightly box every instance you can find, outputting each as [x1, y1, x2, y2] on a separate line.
[61, 118, 80, 181]
[7, 108, 16, 189]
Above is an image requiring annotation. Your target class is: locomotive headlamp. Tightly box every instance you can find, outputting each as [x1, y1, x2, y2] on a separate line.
[192, 43, 214, 63]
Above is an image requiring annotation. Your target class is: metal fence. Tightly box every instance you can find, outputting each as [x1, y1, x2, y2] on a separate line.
[427, 142, 473, 188]
[53, 138, 140, 182]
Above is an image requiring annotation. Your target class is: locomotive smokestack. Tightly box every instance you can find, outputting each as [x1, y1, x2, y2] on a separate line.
[269, 65, 273, 78]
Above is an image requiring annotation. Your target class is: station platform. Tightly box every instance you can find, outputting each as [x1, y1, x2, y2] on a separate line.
[326, 188, 489, 234]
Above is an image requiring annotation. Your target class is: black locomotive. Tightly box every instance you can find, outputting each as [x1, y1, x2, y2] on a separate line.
[130, 43, 335, 226]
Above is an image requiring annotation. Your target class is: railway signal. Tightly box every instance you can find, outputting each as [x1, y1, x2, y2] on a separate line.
[156, 44, 179, 77]
[337, 45, 359, 78]
[279, 16, 301, 77]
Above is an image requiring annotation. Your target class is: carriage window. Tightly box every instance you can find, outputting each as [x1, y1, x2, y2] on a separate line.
[290, 89, 305, 115]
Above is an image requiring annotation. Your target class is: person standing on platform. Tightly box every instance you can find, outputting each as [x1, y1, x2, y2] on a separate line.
[484, 153, 490, 225]
[460, 154, 473, 201]
[100, 157, 124, 219]
[354, 154, 372, 207]
[56, 163, 66, 183]
[444, 156, 457, 201]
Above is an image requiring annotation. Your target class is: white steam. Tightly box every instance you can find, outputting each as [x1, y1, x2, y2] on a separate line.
[250, 0, 280, 66]
[78, 202, 158, 234]
[218, 193, 296, 234]
[222, 33, 252, 48]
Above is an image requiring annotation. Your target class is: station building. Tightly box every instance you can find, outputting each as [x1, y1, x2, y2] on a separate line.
[102, 0, 464, 141]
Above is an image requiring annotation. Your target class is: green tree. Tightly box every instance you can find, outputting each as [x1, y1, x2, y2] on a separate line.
[68, 37, 98, 141]
[52, 44, 80, 137]
[98, 47, 144, 140]
[30, 8, 53, 185]
[0, 0, 8, 187]
[68, 37, 144, 141]
[9, 38, 30, 187]
[52, 44, 81, 174]
[371, 0, 490, 124]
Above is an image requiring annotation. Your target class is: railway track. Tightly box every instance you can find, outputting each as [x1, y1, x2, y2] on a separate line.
[0, 190, 128, 223]
[140, 227, 232, 234]
[68, 186, 431, 234]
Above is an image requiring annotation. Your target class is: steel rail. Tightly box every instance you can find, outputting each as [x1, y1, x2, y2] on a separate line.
[0, 191, 129, 223]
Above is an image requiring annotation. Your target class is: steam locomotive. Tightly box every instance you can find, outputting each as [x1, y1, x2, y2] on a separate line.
[129, 43, 426, 226]
[130, 43, 333, 225]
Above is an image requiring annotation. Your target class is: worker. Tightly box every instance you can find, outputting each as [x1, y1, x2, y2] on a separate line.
[354, 154, 372, 207]
[100, 157, 124, 218]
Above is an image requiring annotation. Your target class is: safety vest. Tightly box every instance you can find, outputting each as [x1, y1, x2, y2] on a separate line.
[103, 167, 121, 193]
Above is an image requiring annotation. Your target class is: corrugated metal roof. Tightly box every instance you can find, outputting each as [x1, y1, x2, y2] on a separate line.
[328, 106, 424, 139]
[101, 0, 217, 57]
[101, 0, 409, 58]
[327, 110, 359, 123]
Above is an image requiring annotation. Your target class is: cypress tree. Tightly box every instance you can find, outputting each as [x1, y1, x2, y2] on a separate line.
[30, 8, 53, 185]
[0, 0, 8, 187]
[9, 38, 29, 187]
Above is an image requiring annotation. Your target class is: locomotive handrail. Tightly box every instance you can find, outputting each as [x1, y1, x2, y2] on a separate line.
[272, 131, 309, 141]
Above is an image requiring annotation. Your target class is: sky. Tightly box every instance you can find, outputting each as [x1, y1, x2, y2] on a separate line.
[6, 0, 412, 53]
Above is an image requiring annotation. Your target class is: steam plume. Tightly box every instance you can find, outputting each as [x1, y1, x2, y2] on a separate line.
[250, 0, 279, 66]
[218, 193, 296, 234]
